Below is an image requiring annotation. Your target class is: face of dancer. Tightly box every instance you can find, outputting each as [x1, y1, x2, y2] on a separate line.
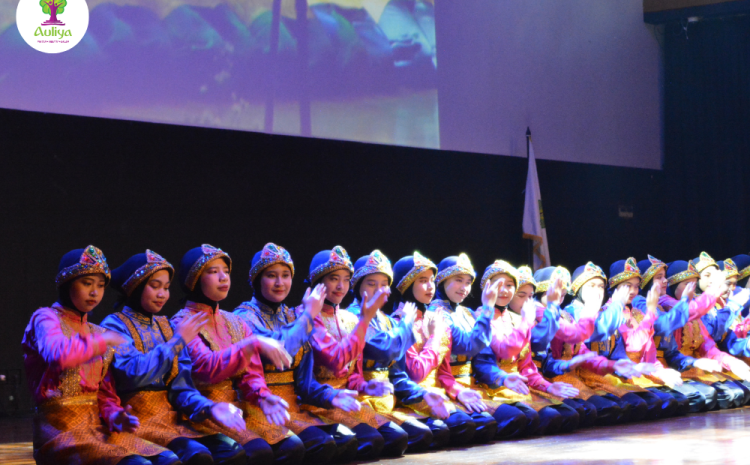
[652, 269, 668, 296]
[444, 274, 472, 304]
[509, 283, 534, 313]
[675, 277, 698, 299]
[141, 269, 171, 314]
[321, 269, 351, 305]
[359, 272, 390, 302]
[724, 276, 738, 299]
[616, 277, 641, 305]
[69, 273, 106, 313]
[260, 264, 292, 303]
[412, 270, 436, 305]
[698, 266, 718, 293]
[490, 273, 517, 307]
[580, 277, 606, 306]
[200, 258, 231, 302]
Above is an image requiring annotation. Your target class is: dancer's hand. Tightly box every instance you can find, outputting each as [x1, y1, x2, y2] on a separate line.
[102, 330, 127, 347]
[175, 312, 208, 343]
[111, 405, 140, 433]
[401, 302, 418, 327]
[260, 395, 290, 426]
[302, 284, 327, 320]
[521, 299, 538, 327]
[251, 336, 293, 370]
[611, 286, 630, 306]
[653, 368, 683, 388]
[424, 391, 450, 420]
[683, 282, 697, 301]
[547, 277, 566, 306]
[503, 373, 530, 395]
[332, 390, 361, 412]
[547, 382, 578, 399]
[364, 380, 394, 397]
[361, 288, 391, 322]
[693, 358, 721, 373]
[457, 389, 487, 413]
[566, 352, 597, 371]
[210, 402, 246, 431]
[481, 278, 502, 309]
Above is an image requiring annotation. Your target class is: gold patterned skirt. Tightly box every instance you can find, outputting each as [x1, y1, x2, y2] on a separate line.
[121, 390, 205, 446]
[300, 377, 389, 429]
[34, 394, 167, 465]
[267, 381, 331, 434]
[196, 381, 291, 445]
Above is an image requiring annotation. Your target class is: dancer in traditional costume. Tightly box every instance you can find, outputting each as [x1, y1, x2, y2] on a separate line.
[472, 260, 581, 435]
[300, 246, 409, 460]
[543, 262, 649, 423]
[171, 244, 306, 465]
[344, 250, 440, 452]
[389, 252, 482, 446]
[233, 243, 355, 463]
[22, 246, 180, 465]
[101, 250, 247, 465]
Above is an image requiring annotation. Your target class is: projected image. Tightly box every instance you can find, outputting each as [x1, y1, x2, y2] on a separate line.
[0, 0, 437, 149]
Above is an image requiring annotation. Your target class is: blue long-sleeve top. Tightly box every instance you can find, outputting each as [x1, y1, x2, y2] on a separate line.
[540, 351, 576, 378]
[471, 350, 510, 389]
[427, 299, 492, 359]
[346, 300, 416, 369]
[530, 302, 561, 353]
[702, 301, 743, 344]
[658, 332, 697, 372]
[566, 299, 626, 343]
[234, 298, 313, 359]
[390, 355, 429, 405]
[295, 345, 338, 408]
[632, 295, 690, 338]
[719, 330, 750, 357]
[101, 307, 213, 421]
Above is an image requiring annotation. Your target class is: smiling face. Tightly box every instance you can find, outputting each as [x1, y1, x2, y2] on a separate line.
[443, 274, 473, 304]
[698, 265, 718, 292]
[200, 258, 231, 302]
[359, 272, 390, 302]
[579, 277, 605, 306]
[321, 269, 351, 305]
[411, 269, 436, 305]
[259, 264, 292, 303]
[69, 273, 106, 313]
[724, 276, 738, 299]
[675, 277, 698, 299]
[140, 269, 171, 314]
[490, 273, 516, 307]
[509, 283, 534, 313]
[615, 277, 641, 305]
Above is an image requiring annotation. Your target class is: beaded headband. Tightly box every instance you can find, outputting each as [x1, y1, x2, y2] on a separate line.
[609, 257, 641, 289]
[722, 258, 739, 280]
[436, 253, 476, 286]
[55, 245, 111, 288]
[479, 259, 518, 289]
[693, 252, 717, 273]
[184, 244, 232, 292]
[667, 262, 699, 286]
[122, 250, 174, 296]
[396, 252, 437, 293]
[571, 262, 607, 295]
[249, 243, 294, 284]
[516, 266, 538, 292]
[308, 246, 353, 284]
[640, 254, 667, 290]
[352, 250, 393, 287]
[537, 267, 572, 293]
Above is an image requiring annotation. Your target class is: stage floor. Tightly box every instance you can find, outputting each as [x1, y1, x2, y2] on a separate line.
[2, 408, 749, 465]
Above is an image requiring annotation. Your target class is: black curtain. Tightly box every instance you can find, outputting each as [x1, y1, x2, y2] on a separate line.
[663, 15, 750, 258]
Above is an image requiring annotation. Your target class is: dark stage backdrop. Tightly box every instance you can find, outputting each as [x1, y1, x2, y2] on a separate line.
[3, 15, 750, 409]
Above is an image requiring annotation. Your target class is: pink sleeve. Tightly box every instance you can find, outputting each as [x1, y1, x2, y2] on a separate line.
[347, 357, 367, 392]
[578, 343, 617, 375]
[236, 321, 271, 404]
[640, 340, 664, 369]
[734, 317, 750, 339]
[309, 316, 364, 375]
[490, 320, 531, 360]
[33, 308, 108, 369]
[555, 317, 595, 344]
[97, 369, 124, 432]
[186, 334, 255, 385]
[518, 349, 550, 391]
[436, 353, 464, 400]
[405, 335, 443, 383]
[688, 292, 718, 322]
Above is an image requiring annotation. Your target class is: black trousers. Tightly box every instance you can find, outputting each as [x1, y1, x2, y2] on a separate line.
[603, 393, 647, 423]
[243, 436, 306, 465]
[512, 402, 561, 436]
[583, 395, 623, 426]
[490, 403, 528, 439]
[400, 419, 434, 453]
[118, 451, 181, 465]
[316, 423, 358, 463]
[297, 426, 337, 464]
[350, 423, 385, 461]
[420, 417, 451, 449]
[562, 398, 597, 427]
[634, 389, 678, 420]
[167, 434, 245, 465]
[376, 421, 409, 457]
[711, 381, 745, 409]
[443, 410, 477, 446]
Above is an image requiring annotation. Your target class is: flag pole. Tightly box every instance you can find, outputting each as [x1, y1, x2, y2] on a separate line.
[525, 127, 534, 268]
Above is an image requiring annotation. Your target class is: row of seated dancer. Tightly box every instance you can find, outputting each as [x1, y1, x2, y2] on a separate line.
[22, 243, 750, 465]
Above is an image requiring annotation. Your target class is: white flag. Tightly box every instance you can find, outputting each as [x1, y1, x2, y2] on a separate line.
[522, 141, 550, 271]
